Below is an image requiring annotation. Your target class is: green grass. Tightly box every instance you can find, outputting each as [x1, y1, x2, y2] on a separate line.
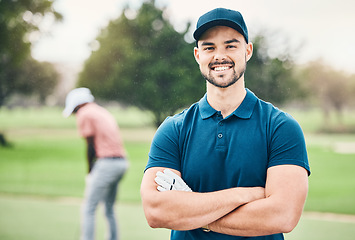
[1, 194, 355, 240]
[0, 106, 154, 130]
[0, 136, 85, 197]
[285, 215, 355, 240]
[305, 144, 355, 214]
[0, 131, 151, 202]
[0, 106, 156, 201]
[286, 108, 355, 133]
[0, 195, 170, 240]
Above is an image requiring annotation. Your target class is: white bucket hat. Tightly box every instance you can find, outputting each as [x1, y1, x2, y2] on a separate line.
[62, 87, 94, 118]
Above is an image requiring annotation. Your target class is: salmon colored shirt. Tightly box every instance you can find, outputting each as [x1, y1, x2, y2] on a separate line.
[76, 102, 126, 158]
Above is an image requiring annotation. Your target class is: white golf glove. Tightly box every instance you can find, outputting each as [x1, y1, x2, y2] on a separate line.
[155, 169, 192, 192]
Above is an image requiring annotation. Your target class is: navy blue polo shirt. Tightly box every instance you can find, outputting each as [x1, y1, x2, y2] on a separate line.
[146, 89, 310, 240]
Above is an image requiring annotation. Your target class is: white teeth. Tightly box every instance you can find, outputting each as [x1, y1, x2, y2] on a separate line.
[214, 66, 229, 71]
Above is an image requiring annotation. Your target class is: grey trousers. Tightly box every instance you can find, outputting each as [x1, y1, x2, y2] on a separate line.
[81, 158, 128, 240]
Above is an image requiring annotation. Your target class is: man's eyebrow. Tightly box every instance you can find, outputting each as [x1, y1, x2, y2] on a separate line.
[200, 41, 214, 46]
[225, 39, 240, 44]
[200, 39, 240, 47]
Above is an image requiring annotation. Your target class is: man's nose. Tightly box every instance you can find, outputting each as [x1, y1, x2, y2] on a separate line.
[213, 48, 227, 61]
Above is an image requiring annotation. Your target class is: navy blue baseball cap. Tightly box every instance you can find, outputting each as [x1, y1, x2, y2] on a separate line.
[193, 8, 248, 43]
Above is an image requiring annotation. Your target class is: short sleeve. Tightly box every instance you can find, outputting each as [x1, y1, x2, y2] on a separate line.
[76, 113, 94, 138]
[268, 112, 310, 175]
[145, 117, 182, 172]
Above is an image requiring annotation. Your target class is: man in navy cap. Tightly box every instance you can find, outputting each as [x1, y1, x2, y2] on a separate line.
[141, 8, 310, 240]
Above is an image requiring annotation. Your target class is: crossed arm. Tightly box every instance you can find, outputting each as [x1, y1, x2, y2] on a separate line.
[140, 165, 308, 236]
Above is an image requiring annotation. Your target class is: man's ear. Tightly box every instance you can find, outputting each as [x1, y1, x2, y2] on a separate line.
[246, 42, 253, 62]
[194, 47, 200, 64]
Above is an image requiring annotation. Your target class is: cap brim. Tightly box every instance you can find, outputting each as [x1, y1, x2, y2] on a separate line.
[62, 106, 74, 118]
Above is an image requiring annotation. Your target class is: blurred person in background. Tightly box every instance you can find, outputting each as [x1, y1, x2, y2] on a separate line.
[140, 8, 310, 240]
[63, 87, 128, 240]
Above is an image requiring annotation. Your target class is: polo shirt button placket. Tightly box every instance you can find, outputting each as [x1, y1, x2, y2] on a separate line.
[216, 116, 226, 148]
[215, 111, 225, 147]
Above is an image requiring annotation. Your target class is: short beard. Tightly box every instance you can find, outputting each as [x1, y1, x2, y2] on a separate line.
[202, 63, 246, 89]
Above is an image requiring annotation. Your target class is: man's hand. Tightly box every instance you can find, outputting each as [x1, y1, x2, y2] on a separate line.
[155, 169, 192, 192]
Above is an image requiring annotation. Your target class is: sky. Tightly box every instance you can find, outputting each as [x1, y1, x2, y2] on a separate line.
[31, 0, 355, 74]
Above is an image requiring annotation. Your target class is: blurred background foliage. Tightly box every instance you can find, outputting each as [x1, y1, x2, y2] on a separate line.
[0, 0, 62, 107]
[77, 2, 204, 126]
[1, 0, 355, 129]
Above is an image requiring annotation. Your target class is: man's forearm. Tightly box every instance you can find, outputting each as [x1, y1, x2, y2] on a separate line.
[145, 189, 264, 231]
[147, 190, 240, 230]
[208, 166, 308, 236]
[209, 196, 291, 236]
[141, 168, 265, 231]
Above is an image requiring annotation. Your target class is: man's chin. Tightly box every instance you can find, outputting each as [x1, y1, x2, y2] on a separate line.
[206, 78, 238, 89]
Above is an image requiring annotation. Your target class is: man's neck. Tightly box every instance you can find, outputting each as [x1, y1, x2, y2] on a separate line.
[206, 80, 246, 118]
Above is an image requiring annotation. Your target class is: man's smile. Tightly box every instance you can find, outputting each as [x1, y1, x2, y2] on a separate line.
[213, 66, 231, 72]
[209, 61, 234, 73]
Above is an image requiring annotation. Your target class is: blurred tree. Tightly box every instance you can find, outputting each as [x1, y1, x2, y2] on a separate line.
[301, 61, 352, 127]
[0, 57, 59, 147]
[0, 0, 62, 146]
[78, 0, 203, 127]
[245, 34, 304, 105]
[15, 58, 59, 104]
[0, 0, 62, 107]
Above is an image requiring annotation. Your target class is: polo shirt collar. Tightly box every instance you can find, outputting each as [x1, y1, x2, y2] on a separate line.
[232, 89, 258, 119]
[199, 89, 257, 120]
[199, 94, 216, 120]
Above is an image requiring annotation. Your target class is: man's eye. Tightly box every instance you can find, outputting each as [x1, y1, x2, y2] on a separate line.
[204, 47, 214, 51]
[227, 45, 237, 49]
